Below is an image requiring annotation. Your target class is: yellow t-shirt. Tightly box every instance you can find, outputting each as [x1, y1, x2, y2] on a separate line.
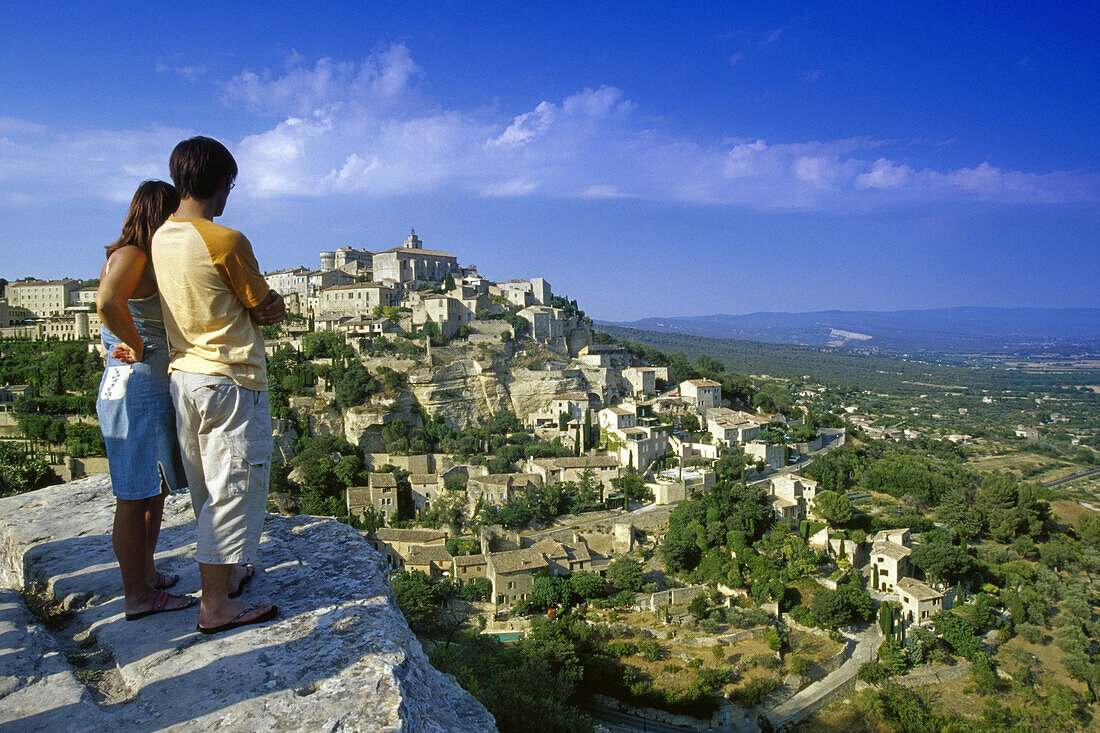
[151, 216, 270, 391]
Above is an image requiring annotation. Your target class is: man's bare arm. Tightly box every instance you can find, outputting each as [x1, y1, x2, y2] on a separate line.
[249, 290, 286, 326]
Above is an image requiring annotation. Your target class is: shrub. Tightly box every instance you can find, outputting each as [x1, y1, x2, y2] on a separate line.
[639, 639, 666, 661]
[606, 641, 639, 658]
[1015, 622, 1045, 644]
[736, 676, 781, 707]
[858, 660, 890, 685]
[688, 657, 703, 669]
[765, 626, 786, 652]
[788, 654, 810, 676]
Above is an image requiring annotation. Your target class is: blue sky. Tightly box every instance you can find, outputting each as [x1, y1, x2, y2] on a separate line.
[1, 1, 1096, 321]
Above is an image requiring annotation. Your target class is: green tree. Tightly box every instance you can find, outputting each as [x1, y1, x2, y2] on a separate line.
[938, 487, 983, 538]
[606, 557, 644, 592]
[688, 593, 708, 620]
[390, 571, 440, 633]
[812, 490, 853, 526]
[680, 413, 700, 433]
[569, 571, 607, 601]
[911, 534, 973, 585]
[334, 362, 375, 408]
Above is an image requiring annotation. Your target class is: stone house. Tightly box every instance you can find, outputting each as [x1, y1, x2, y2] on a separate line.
[527, 455, 621, 494]
[743, 440, 786, 471]
[767, 473, 819, 520]
[577, 344, 630, 369]
[0, 383, 32, 413]
[466, 473, 541, 516]
[530, 535, 599, 575]
[318, 282, 396, 316]
[411, 293, 471, 340]
[5, 278, 79, 317]
[346, 472, 402, 523]
[486, 549, 548, 606]
[680, 379, 722, 412]
[707, 408, 767, 447]
[452, 554, 488, 585]
[598, 405, 636, 432]
[897, 577, 947, 626]
[409, 474, 441, 514]
[518, 305, 565, 346]
[365, 527, 446, 571]
[871, 539, 912, 593]
[622, 367, 659, 397]
[405, 545, 455, 580]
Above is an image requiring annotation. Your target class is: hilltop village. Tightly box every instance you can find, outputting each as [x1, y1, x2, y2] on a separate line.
[3, 230, 1098, 732]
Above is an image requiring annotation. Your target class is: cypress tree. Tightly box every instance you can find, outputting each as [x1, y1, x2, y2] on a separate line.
[879, 603, 893, 636]
[873, 564, 880, 590]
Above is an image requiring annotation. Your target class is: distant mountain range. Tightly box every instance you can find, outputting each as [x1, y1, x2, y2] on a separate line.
[600, 307, 1100, 356]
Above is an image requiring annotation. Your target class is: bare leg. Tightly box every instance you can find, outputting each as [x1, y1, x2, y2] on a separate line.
[114, 498, 157, 611]
[143, 483, 167, 586]
[114, 498, 191, 614]
[197, 562, 274, 629]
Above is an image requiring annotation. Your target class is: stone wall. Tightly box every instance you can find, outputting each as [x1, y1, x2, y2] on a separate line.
[634, 584, 707, 611]
[0, 476, 496, 732]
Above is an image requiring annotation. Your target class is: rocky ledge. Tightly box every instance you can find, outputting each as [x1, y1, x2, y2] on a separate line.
[0, 475, 496, 732]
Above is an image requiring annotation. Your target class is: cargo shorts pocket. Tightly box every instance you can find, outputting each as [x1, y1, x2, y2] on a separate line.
[225, 435, 273, 498]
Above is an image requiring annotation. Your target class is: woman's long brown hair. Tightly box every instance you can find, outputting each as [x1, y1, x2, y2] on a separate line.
[105, 180, 180, 258]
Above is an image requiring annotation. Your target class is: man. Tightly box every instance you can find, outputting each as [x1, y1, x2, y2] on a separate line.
[152, 136, 285, 633]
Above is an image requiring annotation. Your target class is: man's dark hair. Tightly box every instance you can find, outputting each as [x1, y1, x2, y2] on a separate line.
[169, 136, 238, 200]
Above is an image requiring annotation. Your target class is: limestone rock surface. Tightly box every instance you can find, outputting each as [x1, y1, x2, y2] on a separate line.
[0, 476, 497, 732]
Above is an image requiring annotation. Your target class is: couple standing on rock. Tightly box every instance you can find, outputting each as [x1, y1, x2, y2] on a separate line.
[95, 137, 285, 633]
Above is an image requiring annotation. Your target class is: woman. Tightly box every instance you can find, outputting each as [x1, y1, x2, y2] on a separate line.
[96, 180, 195, 620]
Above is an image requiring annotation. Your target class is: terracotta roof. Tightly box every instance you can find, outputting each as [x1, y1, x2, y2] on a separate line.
[897, 577, 943, 601]
[453, 554, 486, 567]
[683, 379, 721, 387]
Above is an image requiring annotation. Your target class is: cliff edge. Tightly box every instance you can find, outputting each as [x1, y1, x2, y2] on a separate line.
[0, 475, 497, 732]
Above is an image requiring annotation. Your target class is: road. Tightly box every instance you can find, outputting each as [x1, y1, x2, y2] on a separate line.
[1044, 467, 1100, 488]
[587, 703, 697, 733]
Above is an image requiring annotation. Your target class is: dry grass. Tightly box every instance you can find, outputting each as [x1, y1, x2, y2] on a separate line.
[968, 452, 1071, 482]
[998, 636, 1090, 698]
[1050, 499, 1100, 527]
[799, 700, 892, 733]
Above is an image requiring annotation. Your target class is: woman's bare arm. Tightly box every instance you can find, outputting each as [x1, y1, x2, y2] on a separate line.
[96, 247, 148, 362]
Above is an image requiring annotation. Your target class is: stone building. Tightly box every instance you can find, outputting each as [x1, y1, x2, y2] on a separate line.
[5, 278, 79, 317]
[897, 577, 947, 626]
[680, 378, 722, 412]
[372, 231, 460, 287]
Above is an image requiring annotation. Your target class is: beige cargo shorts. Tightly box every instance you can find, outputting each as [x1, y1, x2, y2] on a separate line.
[170, 372, 273, 565]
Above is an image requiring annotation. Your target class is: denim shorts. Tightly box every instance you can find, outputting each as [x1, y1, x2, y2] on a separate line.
[96, 321, 185, 501]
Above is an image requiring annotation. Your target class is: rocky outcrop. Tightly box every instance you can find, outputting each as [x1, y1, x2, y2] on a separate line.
[505, 367, 589, 419]
[0, 476, 496, 732]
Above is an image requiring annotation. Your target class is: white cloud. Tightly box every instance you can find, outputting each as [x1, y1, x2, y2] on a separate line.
[0, 122, 189, 204]
[0, 45, 1095, 210]
[856, 158, 914, 189]
[222, 44, 421, 116]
